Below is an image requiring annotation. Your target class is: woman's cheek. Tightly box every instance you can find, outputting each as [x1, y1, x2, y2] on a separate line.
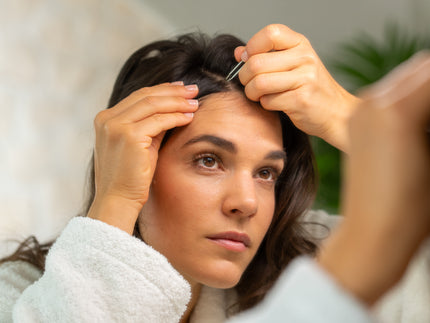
[158, 171, 223, 213]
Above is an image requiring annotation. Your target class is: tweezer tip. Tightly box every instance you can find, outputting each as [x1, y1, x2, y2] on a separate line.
[226, 61, 245, 81]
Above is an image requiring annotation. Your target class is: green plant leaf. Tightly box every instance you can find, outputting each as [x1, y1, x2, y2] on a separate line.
[316, 22, 430, 213]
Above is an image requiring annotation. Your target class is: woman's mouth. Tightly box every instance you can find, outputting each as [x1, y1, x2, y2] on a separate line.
[207, 231, 251, 252]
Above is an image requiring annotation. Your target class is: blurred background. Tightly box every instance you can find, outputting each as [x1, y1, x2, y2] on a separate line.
[1, 0, 429, 255]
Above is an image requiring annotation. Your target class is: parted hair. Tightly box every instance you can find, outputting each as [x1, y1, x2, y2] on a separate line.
[1, 32, 318, 312]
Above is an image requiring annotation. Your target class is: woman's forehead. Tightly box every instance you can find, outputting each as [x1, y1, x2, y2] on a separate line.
[196, 91, 276, 120]
[198, 91, 257, 112]
[172, 91, 283, 149]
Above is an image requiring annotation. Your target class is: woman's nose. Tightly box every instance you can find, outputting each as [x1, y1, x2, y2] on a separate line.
[221, 172, 258, 219]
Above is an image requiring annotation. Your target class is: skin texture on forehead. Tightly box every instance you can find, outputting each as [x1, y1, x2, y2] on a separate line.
[138, 90, 284, 296]
[187, 91, 283, 151]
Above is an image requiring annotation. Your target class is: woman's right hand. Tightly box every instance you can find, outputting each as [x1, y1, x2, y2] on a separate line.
[87, 82, 199, 234]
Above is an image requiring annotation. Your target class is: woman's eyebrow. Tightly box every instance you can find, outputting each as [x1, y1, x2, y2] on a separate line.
[183, 134, 286, 162]
[265, 150, 287, 162]
[182, 135, 236, 153]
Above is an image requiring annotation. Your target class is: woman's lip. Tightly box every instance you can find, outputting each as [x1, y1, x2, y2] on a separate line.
[207, 231, 251, 251]
[209, 238, 247, 252]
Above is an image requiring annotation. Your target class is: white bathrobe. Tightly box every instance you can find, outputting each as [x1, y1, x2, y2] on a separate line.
[0, 212, 429, 322]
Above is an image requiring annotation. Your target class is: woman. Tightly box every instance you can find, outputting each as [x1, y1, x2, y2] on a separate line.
[0, 25, 368, 322]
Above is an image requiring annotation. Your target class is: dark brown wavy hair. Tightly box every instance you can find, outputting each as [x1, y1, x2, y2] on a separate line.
[1, 32, 318, 312]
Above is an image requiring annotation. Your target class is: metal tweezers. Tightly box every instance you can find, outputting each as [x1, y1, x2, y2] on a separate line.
[226, 61, 245, 81]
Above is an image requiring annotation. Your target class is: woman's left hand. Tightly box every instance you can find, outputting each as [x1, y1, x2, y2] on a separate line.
[235, 24, 360, 152]
[318, 52, 430, 304]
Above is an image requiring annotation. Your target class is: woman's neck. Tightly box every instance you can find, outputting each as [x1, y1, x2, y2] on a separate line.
[180, 282, 202, 323]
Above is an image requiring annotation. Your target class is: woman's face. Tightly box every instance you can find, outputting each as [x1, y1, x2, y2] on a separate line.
[138, 91, 285, 289]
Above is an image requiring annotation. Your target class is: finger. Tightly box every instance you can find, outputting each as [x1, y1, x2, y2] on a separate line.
[259, 90, 303, 113]
[234, 46, 245, 62]
[134, 112, 194, 139]
[362, 52, 430, 127]
[239, 48, 312, 85]
[107, 83, 199, 119]
[360, 51, 430, 100]
[244, 24, 305, 61]
[244, 69, 306, 101]
[114, 96, 199, 123]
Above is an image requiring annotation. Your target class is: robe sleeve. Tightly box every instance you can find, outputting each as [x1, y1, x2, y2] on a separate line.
[8, 217, 190, 323]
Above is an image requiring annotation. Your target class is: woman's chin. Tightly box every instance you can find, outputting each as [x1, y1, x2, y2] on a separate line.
[199, 276, 241, 289]
[188, 265, 244, 289]
[172, 256, 250, 289]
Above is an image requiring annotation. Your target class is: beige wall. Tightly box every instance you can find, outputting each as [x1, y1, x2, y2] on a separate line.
[0, 0, 173, 255]
[146, 0, 430, 58]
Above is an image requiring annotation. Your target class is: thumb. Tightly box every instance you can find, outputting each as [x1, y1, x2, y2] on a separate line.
[234, 46, 246, 62]
[151, 131, 167, 151]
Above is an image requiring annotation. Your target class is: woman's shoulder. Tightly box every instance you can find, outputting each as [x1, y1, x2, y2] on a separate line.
[0, 260, 42, 293]
[0, 260, 42, 320]
[301, 209, 342, 241]
[303, 209, 342, 226]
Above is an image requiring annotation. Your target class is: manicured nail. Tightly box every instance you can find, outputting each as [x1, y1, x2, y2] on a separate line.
[185, 84, 198, 92]
[184, 112, 194, 118]
[187, 99, 199, 107]
[241, 50, 249, 62]
[172, 81, 184, 85]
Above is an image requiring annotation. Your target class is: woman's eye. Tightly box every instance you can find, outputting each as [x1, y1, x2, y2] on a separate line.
[258, 169, 277, 181]
[196, 155, 219, 169]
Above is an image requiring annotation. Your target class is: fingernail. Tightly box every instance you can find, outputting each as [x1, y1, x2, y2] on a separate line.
[184, 112, 194, 118]
[241, 50, 249, 62]
[187, 99, 199, 107]
[185, 84, 198, 92]
[172, 81, 184, 85]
